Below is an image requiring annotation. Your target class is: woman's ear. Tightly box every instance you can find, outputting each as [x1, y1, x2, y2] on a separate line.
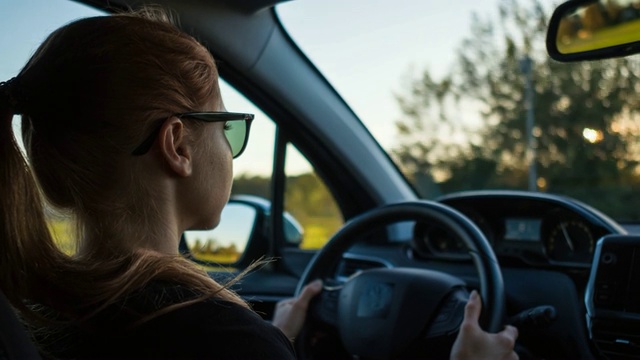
[157, 117, 193, 177]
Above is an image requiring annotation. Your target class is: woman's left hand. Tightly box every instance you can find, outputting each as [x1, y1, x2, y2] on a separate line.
[272, 279, 323, 341]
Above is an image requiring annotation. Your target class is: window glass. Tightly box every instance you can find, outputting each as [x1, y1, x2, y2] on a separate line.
[0, 1, 103, 78]
[285, 143, 343, 249]
[277, 1, 640, 222]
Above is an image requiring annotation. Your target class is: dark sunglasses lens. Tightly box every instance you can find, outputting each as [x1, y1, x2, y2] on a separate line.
[224, 120, 247, 157]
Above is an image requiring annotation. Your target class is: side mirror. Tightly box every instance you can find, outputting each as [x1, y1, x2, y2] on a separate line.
[183, 202, 257, 266]
[547, 0, 640, 61]
[181, 195, 304, 268]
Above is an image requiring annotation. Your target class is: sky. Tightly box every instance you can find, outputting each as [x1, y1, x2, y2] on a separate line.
[0, 0, 559, 175]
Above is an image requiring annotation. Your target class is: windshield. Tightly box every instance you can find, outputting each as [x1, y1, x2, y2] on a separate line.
[278, 0, 640, 222]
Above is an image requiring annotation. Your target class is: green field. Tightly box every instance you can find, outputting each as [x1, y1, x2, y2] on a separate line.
[47, 218, 76, 255]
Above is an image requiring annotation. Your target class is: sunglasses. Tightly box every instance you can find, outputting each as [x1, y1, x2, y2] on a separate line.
[131, 112, 254, 158]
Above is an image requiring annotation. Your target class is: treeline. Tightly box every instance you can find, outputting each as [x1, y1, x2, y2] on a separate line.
[392, 0, 640, 221]
[191, 239, 241, 264]
[232, 172, 342, 249]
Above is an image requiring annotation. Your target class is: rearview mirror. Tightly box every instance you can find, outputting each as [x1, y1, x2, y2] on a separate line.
[547, 0, 640, 61]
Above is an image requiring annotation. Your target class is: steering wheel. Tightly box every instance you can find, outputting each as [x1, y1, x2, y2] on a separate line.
[294, 200, 506, 359]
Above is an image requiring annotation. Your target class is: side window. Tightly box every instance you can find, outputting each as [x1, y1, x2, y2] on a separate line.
[284, 144, 344, 249]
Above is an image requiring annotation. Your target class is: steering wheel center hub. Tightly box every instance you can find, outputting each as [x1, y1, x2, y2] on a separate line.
[338, 268, 466, 358]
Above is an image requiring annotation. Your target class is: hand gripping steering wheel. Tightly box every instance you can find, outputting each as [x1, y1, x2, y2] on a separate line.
[294, 201, 506, 359]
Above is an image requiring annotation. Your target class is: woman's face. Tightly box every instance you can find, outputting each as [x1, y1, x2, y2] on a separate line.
[182, 99, 234, 231]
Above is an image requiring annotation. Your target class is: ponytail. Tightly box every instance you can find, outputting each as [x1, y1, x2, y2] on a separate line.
[0, 79, 64, 313]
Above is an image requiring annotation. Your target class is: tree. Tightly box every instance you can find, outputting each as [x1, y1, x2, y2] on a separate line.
[231, 174, 271, 198]
[393, 0, 640, 219]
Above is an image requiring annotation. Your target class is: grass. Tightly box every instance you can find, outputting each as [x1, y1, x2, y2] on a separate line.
[47, 218, 76, 255]
[191, 252, 241, 264]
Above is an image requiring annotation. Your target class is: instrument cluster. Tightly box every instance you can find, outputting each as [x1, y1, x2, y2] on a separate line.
[412, 191, 623, 267]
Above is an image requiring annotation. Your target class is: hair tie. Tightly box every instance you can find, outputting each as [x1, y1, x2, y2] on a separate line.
[0, 77, 25, 115]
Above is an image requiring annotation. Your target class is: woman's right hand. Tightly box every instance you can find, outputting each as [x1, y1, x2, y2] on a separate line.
[450, 290, 519, 360]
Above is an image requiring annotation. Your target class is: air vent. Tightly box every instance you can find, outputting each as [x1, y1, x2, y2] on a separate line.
[594, 338, 640, 359]
[336, 255, 391, 280]
[591, 318, 640, 359]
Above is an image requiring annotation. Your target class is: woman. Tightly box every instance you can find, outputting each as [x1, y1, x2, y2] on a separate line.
[0, 8, 517, 360]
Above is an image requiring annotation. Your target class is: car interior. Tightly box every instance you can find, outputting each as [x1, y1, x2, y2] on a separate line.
[4, 0, 640, 359]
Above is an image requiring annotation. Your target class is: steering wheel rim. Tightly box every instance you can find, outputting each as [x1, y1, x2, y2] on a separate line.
[295, 200, 506, 357]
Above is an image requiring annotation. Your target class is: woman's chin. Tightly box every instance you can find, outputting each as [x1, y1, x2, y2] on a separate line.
[188, 217, 221, 231]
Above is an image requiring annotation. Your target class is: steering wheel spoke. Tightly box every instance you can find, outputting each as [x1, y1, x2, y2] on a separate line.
[312, 283, 341, 326]
[425, 288, 468, 338]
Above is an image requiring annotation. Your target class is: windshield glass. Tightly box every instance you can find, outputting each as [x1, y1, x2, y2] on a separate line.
[278, 0, 640, 223]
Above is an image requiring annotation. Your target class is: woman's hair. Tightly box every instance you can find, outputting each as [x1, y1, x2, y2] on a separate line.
[0, 8, 249, 322]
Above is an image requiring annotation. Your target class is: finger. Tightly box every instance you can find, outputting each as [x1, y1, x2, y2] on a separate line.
[462, 290, 481, 325]
[298, 279, 323, 304]
[276, 298, 294, 307]
[493, 325, 518, 353]
[500, 325, 519, 342]
[501, 350, 519, 360]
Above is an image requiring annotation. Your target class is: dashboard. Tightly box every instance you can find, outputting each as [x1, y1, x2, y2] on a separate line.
[332, 190, 631, 360]
[411, 190, 627, 268]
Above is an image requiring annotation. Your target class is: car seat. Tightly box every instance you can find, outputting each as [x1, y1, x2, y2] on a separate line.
[0, 289, 41, 359]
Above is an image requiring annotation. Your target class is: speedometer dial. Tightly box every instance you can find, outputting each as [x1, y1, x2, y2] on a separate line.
[545, 220, 594, 263]
[424, 226, 466, 254]
[412, 222, 469, 260]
